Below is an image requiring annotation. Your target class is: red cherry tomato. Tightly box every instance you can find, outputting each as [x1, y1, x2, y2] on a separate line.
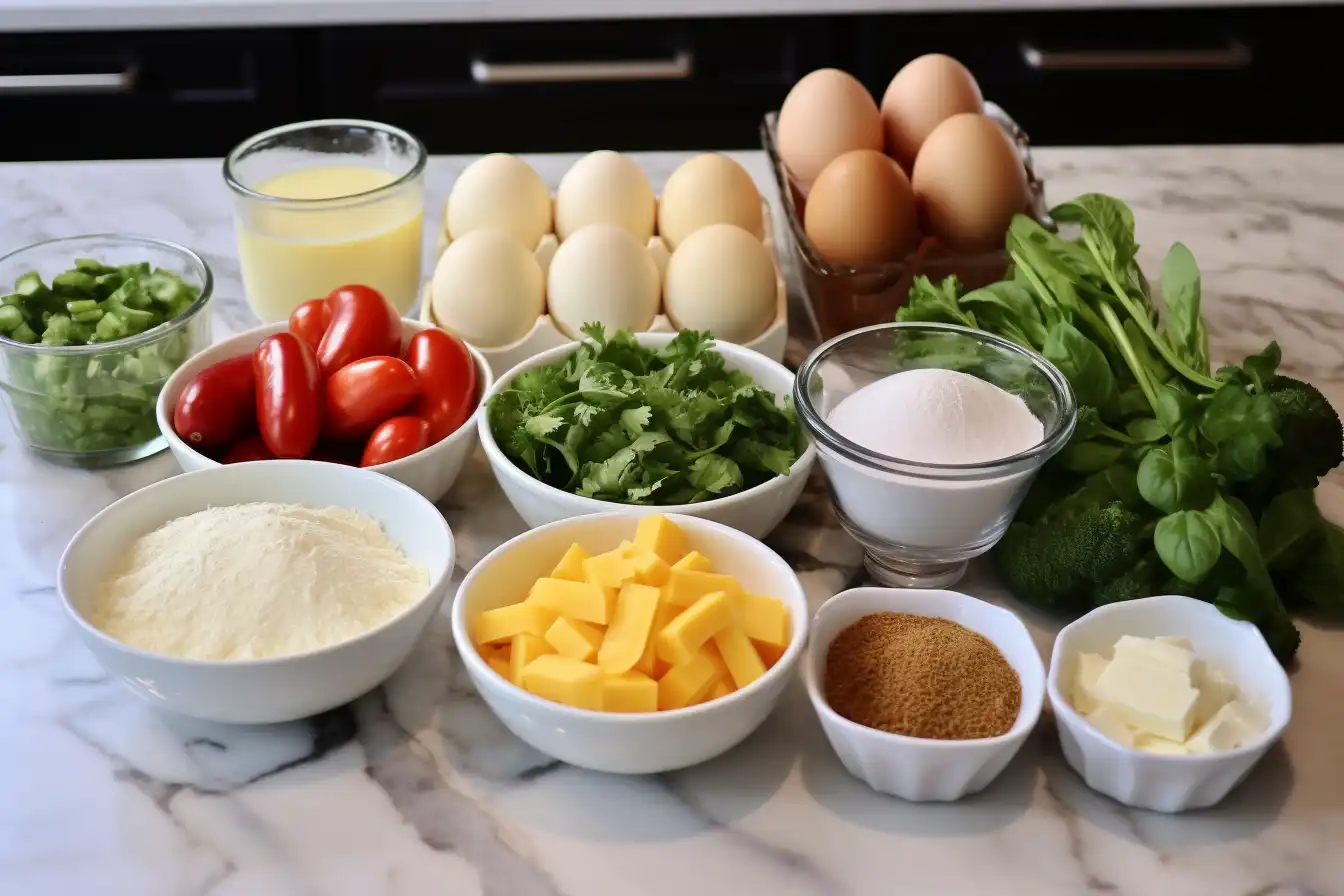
[221, 433, 275, 463]
[322, 356, 419, 440]
[316, 285, 402, 377]
[253, 333, 322, 458]
[362, 416, 431, 467]
[289, 298, 332, 353]
[172, 355, 256, 451]
[405, 329, 479, 443]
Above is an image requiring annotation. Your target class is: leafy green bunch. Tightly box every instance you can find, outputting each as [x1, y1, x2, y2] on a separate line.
[897, 193, 1344, 661]
[487, 324, 806, 505]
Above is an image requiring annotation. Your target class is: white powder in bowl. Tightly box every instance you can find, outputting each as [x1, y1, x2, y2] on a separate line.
[89, 502, 429, 661]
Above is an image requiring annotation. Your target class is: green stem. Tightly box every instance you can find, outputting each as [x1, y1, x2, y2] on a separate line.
[1099, 302, 1159, 412]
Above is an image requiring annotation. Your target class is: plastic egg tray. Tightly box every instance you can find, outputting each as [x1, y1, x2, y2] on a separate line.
[419, 197, 789, 374]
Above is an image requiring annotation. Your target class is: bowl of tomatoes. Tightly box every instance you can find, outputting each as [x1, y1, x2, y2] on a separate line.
[154, 284, 491, 503]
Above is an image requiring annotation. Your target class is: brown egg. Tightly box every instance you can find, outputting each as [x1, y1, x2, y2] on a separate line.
[912, 113, 1029, 252]
[881, 54, 984, 170]
[776, 68, 884, 192]
[804, 150, 919, 267]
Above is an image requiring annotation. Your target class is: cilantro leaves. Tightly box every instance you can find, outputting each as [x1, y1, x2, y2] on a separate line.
[487, 325, 805, 504]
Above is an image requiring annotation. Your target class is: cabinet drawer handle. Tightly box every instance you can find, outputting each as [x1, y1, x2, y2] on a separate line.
[1020, 42, 1253, 71]
[470, 51, 694, 84]
[0, 67, 137, 95]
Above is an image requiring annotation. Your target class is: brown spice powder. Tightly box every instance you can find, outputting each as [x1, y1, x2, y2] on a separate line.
[824, 611, 1022, 740]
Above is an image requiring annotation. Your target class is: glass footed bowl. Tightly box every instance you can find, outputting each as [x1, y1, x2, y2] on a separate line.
[794, 322, 1077, 588]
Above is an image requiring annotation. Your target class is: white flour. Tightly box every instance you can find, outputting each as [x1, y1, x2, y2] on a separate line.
[90, 502, 428, 661]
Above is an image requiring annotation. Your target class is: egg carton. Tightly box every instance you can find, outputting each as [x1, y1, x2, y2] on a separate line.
[419, 197, 789, 375]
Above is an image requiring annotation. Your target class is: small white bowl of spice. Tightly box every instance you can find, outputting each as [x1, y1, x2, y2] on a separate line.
[803, 586, 1045, 802]
[1048, 594, 1291, 813]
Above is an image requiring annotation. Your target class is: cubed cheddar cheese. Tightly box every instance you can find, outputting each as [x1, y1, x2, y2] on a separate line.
[544, 617, 605, 662]
[473, 602, 559, 645]
[664, 569, 742, 609]
[658, 649, 720, 710]
[708, 678, 734, 700]
[753, 640, 786, 668]
[629, 551, 671, 587]
[635, 515, 685, 564]
[486, 655, 511, 680]
[735, 593, 790, 647]
[521, 655, 603, 710]
[550, 543, 589, 582]
[583, 550, 638, 590]
[509, 633, 555, 687]
[713, 626, 767, 689]
[528, 578, 616, 625]
[598, 582, 661, 673]
[671, 551, 712, 573]
[601, 670, 658, 713]
[618, 540, 639, 557]
[656, 590, 735, 666]
[635, 595, 679, 678]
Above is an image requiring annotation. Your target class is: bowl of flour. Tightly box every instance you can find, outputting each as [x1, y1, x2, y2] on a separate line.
[794, 322, 1076, 588]
[57, 459, 455, 724]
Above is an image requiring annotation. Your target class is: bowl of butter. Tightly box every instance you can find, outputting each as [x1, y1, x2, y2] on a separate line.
[1047, 594, 1292, 813]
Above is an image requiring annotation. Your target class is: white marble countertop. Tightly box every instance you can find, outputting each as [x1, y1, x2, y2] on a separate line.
[3, 147, 1343, 895]
[0, 0, 1327, 33]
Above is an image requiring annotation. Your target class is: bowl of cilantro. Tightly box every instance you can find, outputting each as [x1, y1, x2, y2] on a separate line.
[482, 326, 815, 539]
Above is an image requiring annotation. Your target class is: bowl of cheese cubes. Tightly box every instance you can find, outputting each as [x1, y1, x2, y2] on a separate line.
[451, 512, 806, 774]
[1048, 594, 1292, 813]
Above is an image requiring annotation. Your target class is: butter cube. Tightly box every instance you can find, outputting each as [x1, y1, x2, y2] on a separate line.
[521, 655, 603, 710]
[1156, 635, 1192, 650]
[707, 678, 734, 701]
[486, 655, 511, 680]
[601, 670, 658, 713]
[1185, 699, 1266, 754]
[1135, 734, 1188, 756]
[657, 590, 735, 666]
[544, 617, 605, 662]
[1085, 705, 1136, 748]
[1071, 652, 1109, 715]
[629, 551, 671, 587]
[665, 569, 743, 609]
[550, 543, 589, 582]
[473, 602, 559, 645]
[1113, 634, 1202, 681]
[598, 582, 661, 673]
[754, 639, 786, 668]
[510, 632, 555, 687]
[583, 550, 639, 590]
[712, 626, 767, 689]
[1093, 654, 1200, 742]
[528, 577, 616, 625]
[657, 650, 719, 710]
[635, 515, 686, 564]
[735, 592, 790, 647]
[671, 551, 712, 573]
[1192, 665, 1239, 728]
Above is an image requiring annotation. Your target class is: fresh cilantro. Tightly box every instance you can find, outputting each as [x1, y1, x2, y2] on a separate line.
[487, 326, 804, 504]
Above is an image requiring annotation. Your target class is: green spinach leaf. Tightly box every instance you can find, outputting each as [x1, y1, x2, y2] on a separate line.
[1159, 242, 1209, 373]
[1137, 437, 1215, 513]
[1154, 509, 1221, 583]
[1043, 320, 1117, 411]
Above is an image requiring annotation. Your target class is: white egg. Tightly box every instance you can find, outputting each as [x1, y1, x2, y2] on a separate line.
[547, 223, 660, 339]
[446, 153, 552, 248]
[430, 229, 544, 347]
[657, 153, 763, 250]
[663, 223, 777, 344]
[555, 150, 656, 242]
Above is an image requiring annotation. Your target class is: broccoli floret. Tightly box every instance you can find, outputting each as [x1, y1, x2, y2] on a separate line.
[1266, 375, 1343, 489]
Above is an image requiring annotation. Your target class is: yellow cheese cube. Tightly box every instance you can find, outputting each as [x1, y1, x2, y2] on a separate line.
[550, 543, 589, 582]
[527, 577, 616, 625]
[544, 617, 605, 662]
[509, 632, 555, 687]
[601, 670, 658, 713]
[665, 569, 743, 609]
[473, 602, 559, 645]
[712, 626, 767, 689]
[598, 582, 661, 673]
[583, 550, 638, 590]
[671, 551, 712, 573]
[635, 514, 686, 564]
[521, 655, 603, 710]
[658, 650, 720, 710]
[707, 678, 734, 701]
[635, 597, 679, 678]
[618, 539, 639, 557]
[629, 551, 671, 587]
[735, 593, 790, 646]
[487, 655, 511, 679]
[657, 590, 735, 666]
[754, 639, 786, 668]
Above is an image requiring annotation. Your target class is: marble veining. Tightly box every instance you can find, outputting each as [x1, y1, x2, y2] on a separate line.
[2, 147, 1343, 895]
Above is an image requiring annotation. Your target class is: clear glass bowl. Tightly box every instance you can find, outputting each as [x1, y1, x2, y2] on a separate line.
[761, 104, 1052, 341]
[224, 118, 427, 323]
[0, 235, 213, 468]
[794, 322, 1076, 588]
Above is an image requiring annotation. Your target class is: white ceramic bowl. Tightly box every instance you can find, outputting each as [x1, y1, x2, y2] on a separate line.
[1048, 594, 1292, 813]
[58, 460, 456, 724]
[479, 332, 815, 539]
[451, 512, 808, 774]
[804, 587, 1045, 802]
[154, 318, 493, 503]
